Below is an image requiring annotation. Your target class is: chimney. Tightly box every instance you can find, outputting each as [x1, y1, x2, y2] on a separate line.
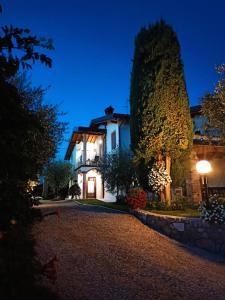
[104, 105, 114, 115]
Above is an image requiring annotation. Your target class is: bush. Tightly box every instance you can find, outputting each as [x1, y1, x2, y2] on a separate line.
[59, 185, 69, 198]
[199, 195, 225, 224]
[170, 196, 196, 210]
[125, 187, 147, 209]
[147, 196, 197, 211]
[69, 182, 81, 199]
[147, 199, 169, 210]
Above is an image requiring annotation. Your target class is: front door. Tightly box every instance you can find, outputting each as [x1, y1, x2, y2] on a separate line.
[87, 177, 96, 198]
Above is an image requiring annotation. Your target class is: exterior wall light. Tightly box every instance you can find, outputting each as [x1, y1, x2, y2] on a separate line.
[98, 139, 103, 144]
[196, 160, 212, 174]
[196, 160, 212, 202]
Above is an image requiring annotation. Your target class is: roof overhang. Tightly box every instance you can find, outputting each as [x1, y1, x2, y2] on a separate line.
[64, 127, 105, 160]
[90, 113, 130, 127]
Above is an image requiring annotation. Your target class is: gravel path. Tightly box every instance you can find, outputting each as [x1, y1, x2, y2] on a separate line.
[32, 203, 225, 300]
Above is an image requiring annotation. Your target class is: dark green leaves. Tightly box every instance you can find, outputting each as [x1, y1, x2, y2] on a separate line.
[0, 25, 53, 78]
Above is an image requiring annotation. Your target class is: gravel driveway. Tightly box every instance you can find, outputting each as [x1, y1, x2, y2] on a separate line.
[33, 203, 225, 300]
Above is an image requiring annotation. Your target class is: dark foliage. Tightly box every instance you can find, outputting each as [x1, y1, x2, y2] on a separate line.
[69, 182, 81, 199]
[0, 212, 61, 300]
[99, 150, 137, 196]
[44, 161, 72, 197]
[201, 64, 225, 143]
[0, 24, 53, 80]
[0, 7, 66, 226]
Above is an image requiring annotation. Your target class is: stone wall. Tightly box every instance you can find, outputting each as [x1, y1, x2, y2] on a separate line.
[132, 209, 225, 257]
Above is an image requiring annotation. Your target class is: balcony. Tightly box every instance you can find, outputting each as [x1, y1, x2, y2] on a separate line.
[76, 155, 101, 169]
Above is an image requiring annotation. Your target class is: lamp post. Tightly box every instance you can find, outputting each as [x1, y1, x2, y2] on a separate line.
[196, 160, 212, 203]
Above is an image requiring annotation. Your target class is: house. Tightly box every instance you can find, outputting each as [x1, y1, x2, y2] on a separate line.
[65, 105, 225, 202]
[186, 105, 225, 202]
[64, 106, 130, 201]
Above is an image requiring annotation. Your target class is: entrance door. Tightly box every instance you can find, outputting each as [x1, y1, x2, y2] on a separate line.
[87, 177, 96, 198]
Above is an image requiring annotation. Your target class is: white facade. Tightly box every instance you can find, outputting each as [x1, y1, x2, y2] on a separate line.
[65, 110, 130, 202]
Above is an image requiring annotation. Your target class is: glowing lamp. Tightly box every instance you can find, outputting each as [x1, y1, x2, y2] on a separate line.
[196, 160, 212, 174]
[98, 139, 103, 144]
[196, 160, 212, 202]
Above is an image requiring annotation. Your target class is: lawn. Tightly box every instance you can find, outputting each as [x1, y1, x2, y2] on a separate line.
[147, 209, 200, 218]
[76, 199, 129, 212]
[75, 199, 199, 217]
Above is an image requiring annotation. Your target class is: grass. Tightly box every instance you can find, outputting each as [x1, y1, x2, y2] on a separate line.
[76, 199, 199, 217]
[76, 199, 129, 212]
[147, 208, 200, 218]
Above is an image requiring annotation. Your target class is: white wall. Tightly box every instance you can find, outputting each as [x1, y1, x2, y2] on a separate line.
[106, 122, 119, 153]
[103, 190, 116, 202]
[77, 172, 83, 198]
[119, 123, 131, 151]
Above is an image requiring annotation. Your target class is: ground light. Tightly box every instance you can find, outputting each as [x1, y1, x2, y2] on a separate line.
[196, 160, 212, 202]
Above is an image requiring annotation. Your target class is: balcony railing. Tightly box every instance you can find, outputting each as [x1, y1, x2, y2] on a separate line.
[76, 155, 101, 168]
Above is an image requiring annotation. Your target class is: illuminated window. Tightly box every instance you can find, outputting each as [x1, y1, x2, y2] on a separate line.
[111, 131, 116, 150]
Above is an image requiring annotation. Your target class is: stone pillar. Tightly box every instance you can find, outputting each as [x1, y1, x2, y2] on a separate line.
[83, 134, 87, 164]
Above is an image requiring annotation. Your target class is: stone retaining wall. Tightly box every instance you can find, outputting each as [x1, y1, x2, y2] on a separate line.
[132, 209, 225, 257]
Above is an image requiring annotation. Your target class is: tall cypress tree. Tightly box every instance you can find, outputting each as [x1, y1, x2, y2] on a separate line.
[130, 20, 193, 203]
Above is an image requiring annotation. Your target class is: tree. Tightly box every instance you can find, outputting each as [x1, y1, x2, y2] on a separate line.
[130, 20, 193, 203]
[201, 64, 225, 142]
[99, 150, 137, 197]
[44, 161, 72, 197]
[10, 73, 67, 170]
[0, 5, 65, 226]
[0, 15, 53, 80]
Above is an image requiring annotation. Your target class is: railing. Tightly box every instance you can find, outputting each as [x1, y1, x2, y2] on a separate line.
[76, 155, 101, 168]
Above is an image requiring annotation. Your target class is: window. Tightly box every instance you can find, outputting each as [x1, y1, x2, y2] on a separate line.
[111, 131, 116, 150]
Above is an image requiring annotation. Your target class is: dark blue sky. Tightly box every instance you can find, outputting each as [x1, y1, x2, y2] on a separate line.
[1, 0, 225, 159]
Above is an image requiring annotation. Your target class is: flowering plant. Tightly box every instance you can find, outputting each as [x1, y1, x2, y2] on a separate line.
[125, 187, 147, 209]
[148, 161, 172, 193]
[199, 195, 225, 224]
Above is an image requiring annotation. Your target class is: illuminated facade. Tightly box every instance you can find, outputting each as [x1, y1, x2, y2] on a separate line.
[65, 106, 130, 201]
[65, 105, 225, 202]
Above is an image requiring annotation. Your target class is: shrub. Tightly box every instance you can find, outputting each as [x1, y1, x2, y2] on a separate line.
[147, 196, 197, 211]
[125, 187, 147, 209]
[69, 182, 81, 199]
[147, 199, 169, 210]
[199, 195, 225, 224]
[170, 196, 194, 210]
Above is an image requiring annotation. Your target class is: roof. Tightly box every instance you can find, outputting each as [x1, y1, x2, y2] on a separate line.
[90, 107, 201, 125]
[64, 127, 105, 160]
[190, 105, 202, 117]
[90, 113, 130, 127]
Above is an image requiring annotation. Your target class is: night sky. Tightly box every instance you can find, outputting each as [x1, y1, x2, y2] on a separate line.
[1, 0, 225, 159]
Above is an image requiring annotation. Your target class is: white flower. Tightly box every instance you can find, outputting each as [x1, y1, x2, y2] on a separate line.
[148, 161, 172, 193]
[199, 195, 225, 224]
